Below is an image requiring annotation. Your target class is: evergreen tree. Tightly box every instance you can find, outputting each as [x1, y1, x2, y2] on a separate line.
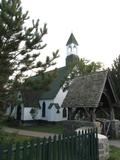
[111, 55, 120, 99]
[0, 0, 59, 107]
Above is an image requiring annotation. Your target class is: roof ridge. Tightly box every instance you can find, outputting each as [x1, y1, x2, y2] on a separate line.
[62, 69, 113, 109]
[75, 70, 108, 79]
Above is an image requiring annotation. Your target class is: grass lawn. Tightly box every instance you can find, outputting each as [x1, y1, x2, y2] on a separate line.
[0, 117, 64, 134]
[0, 131, 33, 147]
[19, 123, 64, 134]
[109, 146, 120, 160]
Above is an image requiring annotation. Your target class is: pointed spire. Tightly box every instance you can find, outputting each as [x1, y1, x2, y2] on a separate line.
[66, 33, 78, 46]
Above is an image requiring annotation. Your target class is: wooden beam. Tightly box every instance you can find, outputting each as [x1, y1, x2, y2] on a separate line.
[68, 108, 72, 120]
[110, 106, 115, 120]
[99, 107, 110, 117]
[103, 91, 115, 120]
[89, 108, 96, 122]
[83, 107, 91, 119]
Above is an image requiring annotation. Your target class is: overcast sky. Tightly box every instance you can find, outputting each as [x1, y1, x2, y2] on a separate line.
[21, 0, 120, 69]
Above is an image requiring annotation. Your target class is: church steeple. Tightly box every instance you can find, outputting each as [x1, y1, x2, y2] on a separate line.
[66, 33, 79, 67]
[66, 33, 78, 46]
[66, 33, 78, 56]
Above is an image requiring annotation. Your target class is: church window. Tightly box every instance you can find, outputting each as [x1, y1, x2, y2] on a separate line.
[18, 93, 22, 100]
[63, 108, 67, 118]
[17, 105, 21, 121]
[18, 95, 21, 98]
[56, 109, 60, 114]
[42, 102, 46, 117]
[73, 45, 77, 53]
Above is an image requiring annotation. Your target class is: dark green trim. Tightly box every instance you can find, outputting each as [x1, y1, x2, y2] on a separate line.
[48, 103, 60, 110]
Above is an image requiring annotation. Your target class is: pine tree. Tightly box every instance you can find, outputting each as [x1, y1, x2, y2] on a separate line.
[0, 0, 59, 107]
[111, 55, 120, 99]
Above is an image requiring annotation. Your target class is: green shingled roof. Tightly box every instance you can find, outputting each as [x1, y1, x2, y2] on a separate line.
[66, 33, 78, 46]
[24, 66, 67, 100]
[21, 67, 67, 106]
[40, 67, 67, 99]
[21, 90, 41, 107]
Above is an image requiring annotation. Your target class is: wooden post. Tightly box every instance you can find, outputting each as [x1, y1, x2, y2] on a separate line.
[110, 106, 115, 120]
[0, 145, 3, 160]
[68, 108, 72, 120]
[103, 91, 115, 120]
[90, 108, 96, 122]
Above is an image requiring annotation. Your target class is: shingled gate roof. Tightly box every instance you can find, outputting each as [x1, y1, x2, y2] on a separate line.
[62, 70, 111, 108]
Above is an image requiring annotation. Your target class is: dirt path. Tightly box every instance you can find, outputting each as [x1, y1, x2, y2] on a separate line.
[2, 126, 56, 138]
[109, 140, 120, 148]
[2, 126, 120, 148]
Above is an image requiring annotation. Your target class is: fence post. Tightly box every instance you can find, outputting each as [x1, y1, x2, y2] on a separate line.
[62, 134, 66, 160]
[81, 130, 84, 160]
[29, 139, 35, 160]
[57, 135, 62, 160]
[67, 135, 71, 160]
[84, 130, 87, 160]
[95, 128, 99, 160]
[47, 136, 52, 160]
[91, 129, 95, 160]
[36, 138, 41, 160]
[42, 137, 47, 160]
[23, 141, 28, 160]
[39, 138, 43, 160]
[53, 135, 57, 160]
[0, 145, 2, 160]
[15, 142, 20, 160]
[74, 132, 77, 160]
[87, 129, 91, 160]
[77, 131, 81, 160]
[7, 143, 13, 160]
[45, 137, 50, 160]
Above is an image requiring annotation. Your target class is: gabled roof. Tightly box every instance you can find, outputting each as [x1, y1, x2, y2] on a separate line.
[21, 67, 67, 106]
[40, 67, 67, 99]
[21, 90, 41, 107]
[66, 33, 78, 46]
[62, 70, 118, 108]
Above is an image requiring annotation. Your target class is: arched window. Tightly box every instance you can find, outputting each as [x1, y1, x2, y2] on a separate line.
[63, 108, 67, 118]
[17, 105, 21, 121]
[73, 45, 77, 53]
[42, 102, 46, 117]
[68, 46, 72, 53]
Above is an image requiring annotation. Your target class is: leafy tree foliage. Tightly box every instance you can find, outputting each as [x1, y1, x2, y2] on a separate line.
[63, 58, 102, 91]
[0, 0, 59, 106]
[111, 55, 120, 99]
